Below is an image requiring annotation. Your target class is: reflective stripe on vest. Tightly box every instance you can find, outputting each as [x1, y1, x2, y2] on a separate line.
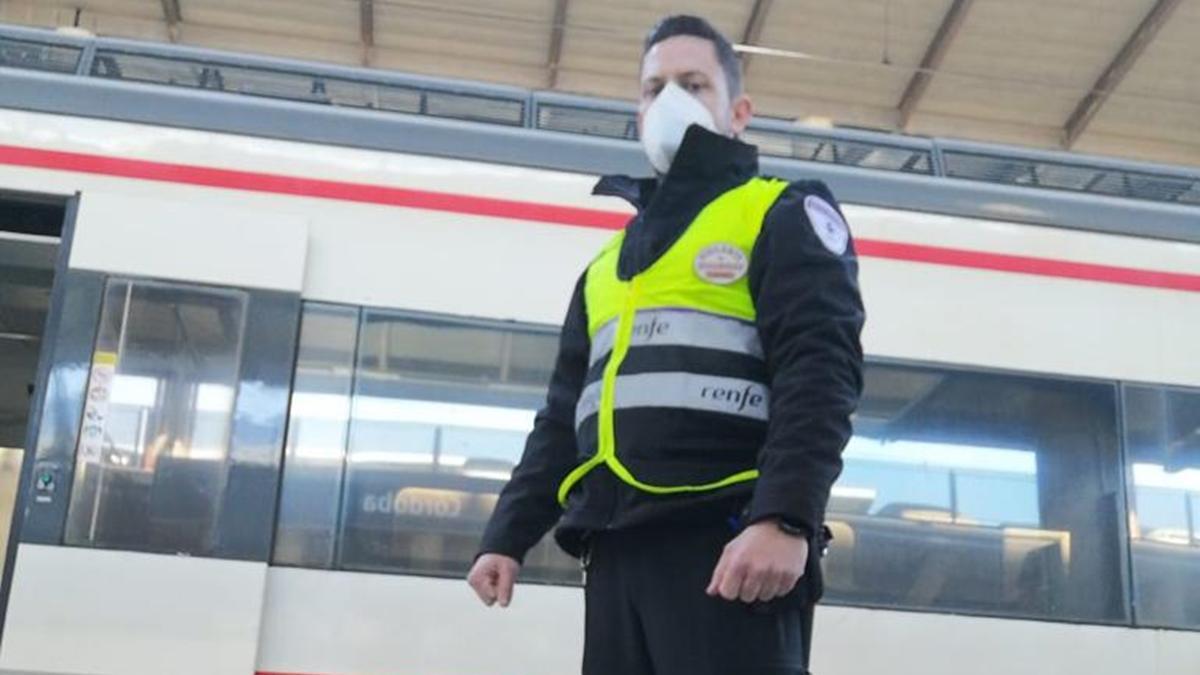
[575, 373, 770, 431]
[557, 177, 790, 505]
[588, 308, 763, 368]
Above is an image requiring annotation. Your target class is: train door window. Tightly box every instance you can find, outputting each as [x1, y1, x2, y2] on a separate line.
[1123, 385, 1200, 630]
[0, 196, 64, 586]
[823, 363, 1128, 623]
[331, 309, 578, 582]
[272, 304, 358, 568]
[62, 279, 248, 555]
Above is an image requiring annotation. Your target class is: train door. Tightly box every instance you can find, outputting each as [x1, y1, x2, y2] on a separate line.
[0, 191, 71, 640]
[0, 189, 306, 675]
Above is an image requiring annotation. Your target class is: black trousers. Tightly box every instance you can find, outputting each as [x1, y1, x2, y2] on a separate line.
[581, 521, 815, 675]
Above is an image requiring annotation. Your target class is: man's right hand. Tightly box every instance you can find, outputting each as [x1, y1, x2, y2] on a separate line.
[467, 553, 521, 607]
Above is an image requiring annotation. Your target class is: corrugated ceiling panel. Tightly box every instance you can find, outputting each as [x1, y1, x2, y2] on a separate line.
[559, 0, 746, 79]
[182, 0, 359, 43]
[1100, 1, 1200, 105]
[756, 0, 947, 68]
[374, 0, 552, 67]
[916, 0, 1159, 127]
[748, 57, 911, 109]
[46, 0, 163, 20]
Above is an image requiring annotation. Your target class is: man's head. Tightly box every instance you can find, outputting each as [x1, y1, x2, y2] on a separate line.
[639, 15, 753, 139]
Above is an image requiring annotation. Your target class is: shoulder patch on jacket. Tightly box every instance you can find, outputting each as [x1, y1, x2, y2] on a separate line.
[803, 194, 849, 255]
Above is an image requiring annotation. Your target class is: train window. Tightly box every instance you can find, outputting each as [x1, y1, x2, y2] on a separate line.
[1123, 385, 1200, 630]
[63, 279, 248, 554]
[272, 304, 359, 568]
[301, 308, 579, 582]
[822, 363, 1129, 623]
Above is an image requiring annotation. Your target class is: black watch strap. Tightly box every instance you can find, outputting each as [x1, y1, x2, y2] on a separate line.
[776, 518, 809, 538]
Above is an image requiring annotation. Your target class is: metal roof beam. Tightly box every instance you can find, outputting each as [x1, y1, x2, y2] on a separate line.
[739, 0, 773, 76]
[160, 0, 183, 42]
[547, 0, 569, 88]
[1062, 0, 1183, 148]
[896, 0, 976, 131]
[360, 0, 375, 66]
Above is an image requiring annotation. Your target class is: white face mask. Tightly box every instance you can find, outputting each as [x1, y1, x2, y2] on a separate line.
[640, 80, 719, 174]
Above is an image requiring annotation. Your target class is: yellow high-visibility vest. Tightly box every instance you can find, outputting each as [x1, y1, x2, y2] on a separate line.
[557, 176, 790, 505]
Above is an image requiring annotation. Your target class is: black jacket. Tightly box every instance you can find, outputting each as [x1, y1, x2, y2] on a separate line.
[479, 126, 865, 567]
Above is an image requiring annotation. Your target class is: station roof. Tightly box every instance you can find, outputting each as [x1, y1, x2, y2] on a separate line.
[1, 0, 1198, 167]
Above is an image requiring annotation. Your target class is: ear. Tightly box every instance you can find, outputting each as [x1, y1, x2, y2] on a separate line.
[730, 94, 754, 135]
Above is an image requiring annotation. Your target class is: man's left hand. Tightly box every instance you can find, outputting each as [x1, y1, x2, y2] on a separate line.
[706, 519, 809, 603]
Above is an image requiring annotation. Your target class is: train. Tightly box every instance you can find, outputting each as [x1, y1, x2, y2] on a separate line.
[0, 23, 1198, 675]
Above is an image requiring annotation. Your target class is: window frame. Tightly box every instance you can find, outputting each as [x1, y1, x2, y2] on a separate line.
[1118, 382, 1200, 630]
[271, 301, 576, 585]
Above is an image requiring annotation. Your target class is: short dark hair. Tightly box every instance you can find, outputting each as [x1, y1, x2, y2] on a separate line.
[643, 15, 743, 98]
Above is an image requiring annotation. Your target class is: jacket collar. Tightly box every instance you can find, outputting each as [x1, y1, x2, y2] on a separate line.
[592, 125, 759, 212]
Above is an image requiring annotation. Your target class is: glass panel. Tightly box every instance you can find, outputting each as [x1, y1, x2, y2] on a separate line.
[424, 91, 525, 126]
[273, 304, 358, 568]
[536, 103, 638, 140]
[64, 279, 248, 555]
[89, 51, 525, 126]
[742, 130, 934, 174]
[0, 36, 81, 73]
[1124, 386, 1200, 629]
[823, 363, 1127, 623]
[337, 310, 576, 582]
[941, 150, 1200, 206]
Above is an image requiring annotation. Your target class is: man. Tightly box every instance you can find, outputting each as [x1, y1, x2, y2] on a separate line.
[468, 14, 864, 675]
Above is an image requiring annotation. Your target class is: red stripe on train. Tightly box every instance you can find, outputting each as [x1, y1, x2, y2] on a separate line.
[2, 143, 1199, 293]
[853, 239, 1200, 293]
[0, 143, 629, 230]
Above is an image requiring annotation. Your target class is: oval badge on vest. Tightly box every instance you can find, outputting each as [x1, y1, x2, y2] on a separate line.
[694, 243, 749, 285]
[804, 195, 849, 255]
